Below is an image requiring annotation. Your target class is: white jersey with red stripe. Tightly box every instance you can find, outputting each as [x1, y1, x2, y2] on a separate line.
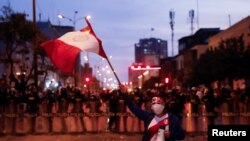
[147, 113, 169, 141]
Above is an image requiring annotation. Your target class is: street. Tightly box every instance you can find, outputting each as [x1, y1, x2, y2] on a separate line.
[0, 132, 207, 141]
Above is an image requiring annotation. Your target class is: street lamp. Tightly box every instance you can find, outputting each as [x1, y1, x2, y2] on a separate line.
[57, 11, 85, 29]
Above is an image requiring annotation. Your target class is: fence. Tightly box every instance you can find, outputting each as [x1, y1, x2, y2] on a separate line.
[0, 102, 250, 135]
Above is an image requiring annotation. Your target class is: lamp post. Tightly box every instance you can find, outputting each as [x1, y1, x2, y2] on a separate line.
[58, 11, 84, 30]
[32, 0, 38, 89]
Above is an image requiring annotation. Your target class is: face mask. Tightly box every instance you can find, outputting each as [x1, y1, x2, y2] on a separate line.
[151, 104, 165, 115]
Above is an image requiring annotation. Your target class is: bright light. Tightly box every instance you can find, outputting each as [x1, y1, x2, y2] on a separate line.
[131, 66, 161, 71]
[165, 78, 169, 83]
[143, 71, 149, 75]
[86, 15, 91, 20]
[84, 56, 88, 61]
[45, 79, 58, 89]
[58, 14, 64, 19]
[85, 77, 90, 82]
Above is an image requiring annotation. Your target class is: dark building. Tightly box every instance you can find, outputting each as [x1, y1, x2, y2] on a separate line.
[178, 28, 221, 53]
[129, 38, 168, 88]
[135, 38, 168, 65]
[159, 28, 221, 87]
[37, 21, 74, 39]
[159, 57, 177, 87]
[179, 28, 221, 86]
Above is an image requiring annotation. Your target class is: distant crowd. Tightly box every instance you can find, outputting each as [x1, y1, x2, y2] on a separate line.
[1, 74, 250, 134]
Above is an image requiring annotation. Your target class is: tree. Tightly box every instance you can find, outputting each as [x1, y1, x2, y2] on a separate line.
[242, 45, 250, 79]
[190, 35, 249, 87]
[0, 5, 47, 85]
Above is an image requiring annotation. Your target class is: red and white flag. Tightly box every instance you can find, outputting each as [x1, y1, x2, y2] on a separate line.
[41, 17, 107, 74]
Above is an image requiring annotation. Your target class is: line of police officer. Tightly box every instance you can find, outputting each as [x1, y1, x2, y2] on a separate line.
[1, 75, 250, 135]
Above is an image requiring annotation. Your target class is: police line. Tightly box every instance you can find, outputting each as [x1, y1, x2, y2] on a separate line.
[0, 112, 134, 118]
[180, 112, 250, 117]
[1, 112, 250, 118]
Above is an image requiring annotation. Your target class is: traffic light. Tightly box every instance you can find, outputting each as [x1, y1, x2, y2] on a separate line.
[165, 77, 169, 84]
[85, 77, 90, 82]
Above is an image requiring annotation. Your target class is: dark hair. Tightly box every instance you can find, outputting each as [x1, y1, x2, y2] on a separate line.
[152, 93, 166, 101]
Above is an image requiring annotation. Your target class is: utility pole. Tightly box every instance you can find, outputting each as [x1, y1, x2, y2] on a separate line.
[169, 10, 175, 56]
[33, 0, 38, 88]
[189, 9, 195, 34]
[228, 14, 232, 27]
[196, 0, 200, 29]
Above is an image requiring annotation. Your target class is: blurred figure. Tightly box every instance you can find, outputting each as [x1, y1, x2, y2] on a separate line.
[10, 74, 27, 96]
[6, 87, 19, 134]
[86, 93, 101, 132]
[142, 90, 153, 112]
[240, 87, 250, 112]
[166, 89, 183, 119]
[201, 87, 216, 128]
[117, 91, 128, 132]
[0, 77, 8, 133]
[201, 87, 216, 113]
[186, 87, 200, 114]
[107, 90, 119, 132]
[132, 88, 143, 132]
[72, 88, 86, 132]
[57, 87, 69, 133]
[43, 89, 56, 133]
[26, 85, 39, 134]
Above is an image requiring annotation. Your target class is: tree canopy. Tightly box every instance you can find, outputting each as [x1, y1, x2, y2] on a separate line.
[190, 35, 250, 86]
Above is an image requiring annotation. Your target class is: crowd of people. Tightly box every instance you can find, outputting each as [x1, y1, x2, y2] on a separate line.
[0, 74, 250, 136]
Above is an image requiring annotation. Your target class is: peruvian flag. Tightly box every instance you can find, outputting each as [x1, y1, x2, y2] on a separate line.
[40, 17, 107, 74]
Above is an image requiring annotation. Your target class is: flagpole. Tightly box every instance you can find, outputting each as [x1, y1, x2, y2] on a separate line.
[105, 56, 122, 86]
[84, 16, 122, 86]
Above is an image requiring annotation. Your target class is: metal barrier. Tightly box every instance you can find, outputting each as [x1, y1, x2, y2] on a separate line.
[0, 111, 250, 135]
[1, 101, 250, 135]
